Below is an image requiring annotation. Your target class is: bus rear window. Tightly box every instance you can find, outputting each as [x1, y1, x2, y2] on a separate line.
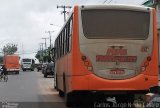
[23, 59, 31, 62]
[81, 9, 150, 39]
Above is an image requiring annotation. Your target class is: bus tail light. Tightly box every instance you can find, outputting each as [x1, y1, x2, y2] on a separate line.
[140, 56, 151, 72]
[87, 66, 93, 71]
[81, 55, 93, 71]
[147, 56, 151, 61]
[141, 66, 146, 71]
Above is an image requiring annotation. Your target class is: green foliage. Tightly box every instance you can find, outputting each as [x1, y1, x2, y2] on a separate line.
[35, 49, 49, 63]
[35, 51, 41, 61]
[43, 55, 50, 62]
[2, 43, 18, 55]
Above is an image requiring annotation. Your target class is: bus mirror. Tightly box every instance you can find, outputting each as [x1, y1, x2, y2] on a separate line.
[53, 48, 56, 52]
[51, 47, 56, 62]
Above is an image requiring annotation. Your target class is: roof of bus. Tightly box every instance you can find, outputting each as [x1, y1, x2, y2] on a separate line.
[79, 4, 152, 11]
[4, 54, 19, 56]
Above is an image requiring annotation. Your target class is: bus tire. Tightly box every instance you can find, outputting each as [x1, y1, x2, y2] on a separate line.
[16, 71, 19, 74]
[54, 74, 58, 90]
[65, 93, 74, 107]
[63, 74, 75, 106]
[59, 90, 64, 97]
[44, 74, 47, 78]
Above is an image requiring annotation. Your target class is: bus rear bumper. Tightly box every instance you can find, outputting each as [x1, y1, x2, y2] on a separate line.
[71, 74, 158, 94]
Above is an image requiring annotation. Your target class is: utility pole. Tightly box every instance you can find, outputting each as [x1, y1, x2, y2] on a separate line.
[45, 31, 54, 50]
[57, 5, 72, 22]
[41, 37, 49, 49]
[40, 43, 44, 63]
[40, 43, 44, 51]
[22, 44, 24, 58]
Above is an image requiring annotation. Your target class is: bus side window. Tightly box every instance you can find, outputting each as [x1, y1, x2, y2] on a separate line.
[69, 18, 73, 52]
[57, 38, 59, 59]
[59, 35, 61, 57]
[64, 28, 66, 54]
[61, 31, 64, 56]
[32, 59, 35, 64]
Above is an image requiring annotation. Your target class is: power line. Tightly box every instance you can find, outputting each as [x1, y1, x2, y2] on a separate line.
[103, 0, 108, 4]
[16, 52, 37, 55]
[103, 0, 113, 4]
[57, 5, 72, 22]
[107, 0, 113, 4]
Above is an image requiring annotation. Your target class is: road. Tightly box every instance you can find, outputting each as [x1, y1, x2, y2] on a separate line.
[0, 70, 160, 108]
[0, 70, 66, 108]
[0, 70, 119, 108]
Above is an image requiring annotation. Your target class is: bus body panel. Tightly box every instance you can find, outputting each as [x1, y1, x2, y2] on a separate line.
[145, 9, 158, 76]
[72, 74, 158, 91]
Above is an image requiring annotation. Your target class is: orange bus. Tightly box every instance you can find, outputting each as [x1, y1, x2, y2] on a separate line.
[53, 5, 158, 105]
[3, 54, 20, 74]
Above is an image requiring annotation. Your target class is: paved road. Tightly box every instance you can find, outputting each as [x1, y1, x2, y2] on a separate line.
[0, 70, 160, 108]
[0, 70, 66, 108]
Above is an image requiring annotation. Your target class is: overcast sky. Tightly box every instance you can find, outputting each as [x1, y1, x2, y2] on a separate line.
[0, 0, 145, 59]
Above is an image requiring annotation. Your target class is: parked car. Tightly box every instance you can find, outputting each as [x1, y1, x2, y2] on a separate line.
[43, 62, 54, 78]
[42, 63, 47, 74]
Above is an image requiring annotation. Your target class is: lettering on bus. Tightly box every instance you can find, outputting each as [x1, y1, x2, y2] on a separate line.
[96, 55, 137, 62]
[107, 48, 127, 56]
[96, 48, 137, 62]
[141, 46, 149, 53]
[110, 69, 125, 74]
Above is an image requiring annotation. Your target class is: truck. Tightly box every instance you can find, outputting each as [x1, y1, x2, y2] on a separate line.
[21, 58, 35, 71]
[3, 54, 20, 74]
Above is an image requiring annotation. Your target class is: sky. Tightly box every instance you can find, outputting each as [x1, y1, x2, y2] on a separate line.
[0, 0, 145, 61]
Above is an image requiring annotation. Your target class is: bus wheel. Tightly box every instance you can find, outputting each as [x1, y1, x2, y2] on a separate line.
[16, 71, 19, 74]
[54, 74, 58, 90]
[59, 90, 64, 97]
[44, 74, 47, 78]
[65, 93, 74, 107]
[117, 94, 134, 105]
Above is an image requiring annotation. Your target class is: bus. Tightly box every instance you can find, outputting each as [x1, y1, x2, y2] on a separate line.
[53, 5, 158, 105]
[3, 54, 20, 74]
[21, 58, 35, 71]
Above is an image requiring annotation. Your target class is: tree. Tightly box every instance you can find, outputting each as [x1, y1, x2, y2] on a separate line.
[2, 43, 18, 55]
[35, 50, 42, 62]
[35, 49, 50, 63]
